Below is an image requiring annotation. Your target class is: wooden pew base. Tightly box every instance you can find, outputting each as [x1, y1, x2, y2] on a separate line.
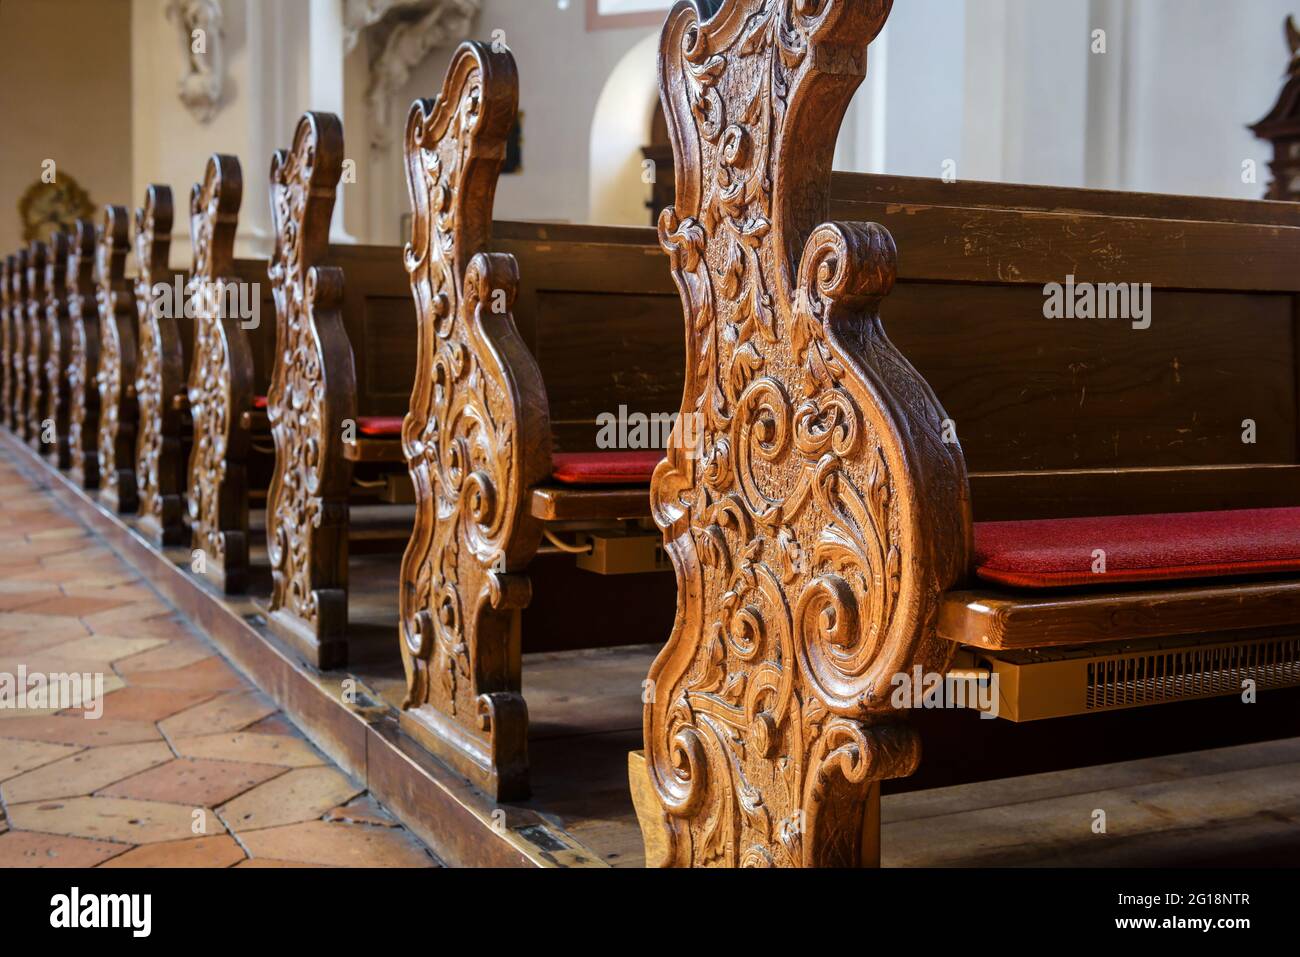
[401, 696, 530, 802]
[265, 598, 349, 671]
[136, 499, 189, 548]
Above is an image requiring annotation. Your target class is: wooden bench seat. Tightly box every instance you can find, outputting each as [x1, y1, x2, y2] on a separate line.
[40, 233, 71, 469]
[260, 111, 418, 668]
[65, 223, 101, 488]
[1, 255, 15, 432]
[134, 185, 194, 547]
[23, 242, 49, 457]
[630, 0, 1300, 868]
[95, 206, 139, 512]
[185, 153, 277, 593]
[7, 250, 29, 441]
[395, 43, 680, 800]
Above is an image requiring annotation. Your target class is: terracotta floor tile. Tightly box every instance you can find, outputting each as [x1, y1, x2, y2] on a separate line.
[0, 612, 92, 642]
[243, 713, 297, 736]
[0, 629, 70, 656]
[84, 607, 189, 634]
[2, 742, 175, 803]
[62, 686, 218, 722]
[114, 640, 215, 675]
[0, 671, 126, 715]
[220, 766, 362, 833]
[239, 820, 436, 867]
[0, 737, 83, 781]
[325, 794, 399, 828]
[0, 591, 52, 613]
[171, 732, 324, 768]
[45, 634, 169, 664]
[159, 691, 277, 739]
[234, 858, 331, 868]
[0, 715, 163, 747]
[124, 656, 247, 692]
[100, 757, 285, 806]
[97, 834, 246, 868]
[18, 595, 132, 619]
[0, 830, 127, 867]
[6, 796, 212, 844]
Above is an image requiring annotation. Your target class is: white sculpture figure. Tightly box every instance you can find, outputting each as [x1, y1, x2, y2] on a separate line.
[344, 0, 483, 152]
[167, 0, 224, 124]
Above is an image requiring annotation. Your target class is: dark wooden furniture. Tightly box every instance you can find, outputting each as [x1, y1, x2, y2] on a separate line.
[185, 153, 277, 593]
[66, 221, 101, 489]
[96, 205, 139, 513]
[134, 185, 192, 546]
[41, 233, 73, 469]
[24, 241, 49, 454]
[399, 42, 682, 800]
[1, 256, 12, 432]
[631, 0, 1300, 868]
[7, 250, 30, 440]
[263, 110, 416, 668]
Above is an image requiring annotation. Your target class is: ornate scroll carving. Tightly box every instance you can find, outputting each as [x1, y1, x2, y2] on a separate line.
[135, 186, 188, 545]
[399, 42, 549, 799]
[67, 221, 101, 489]
[166, 0, 224, 123]
[186, 154, 254, 593]
[2, 257, 12, 432]
[25, 241, 49, 454]
[636, 0, 971, 867]
[41, 233, 72, 468]
[265, 112, 353, 667]
[96, 206, 139, 513]
[9, 251, 30, 440]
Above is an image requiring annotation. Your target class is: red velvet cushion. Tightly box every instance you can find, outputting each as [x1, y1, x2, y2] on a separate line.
[252, 395, 268, 410]
[974, 507, 1300, 588]
[356, 416, 404, 437]
[551, 450, 662, 485]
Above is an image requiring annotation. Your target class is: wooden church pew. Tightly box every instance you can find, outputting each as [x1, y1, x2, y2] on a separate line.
[631, 0, 1300, 868]
[2, 254, 16, 432]
[41, 232, 75, 469]
[23, 241, 49, 454]
[262, 111, 417, 669]
[8, 250, 29, 440]
[134, 185, 192, 547]
[397, 42, 681, 800]
[185, 154, 277, 593]
[66, 221, 101, 489]
[95, 205, 139, 513]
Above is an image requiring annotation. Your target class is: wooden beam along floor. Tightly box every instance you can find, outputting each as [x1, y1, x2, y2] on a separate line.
[5, 427, 1300, 867]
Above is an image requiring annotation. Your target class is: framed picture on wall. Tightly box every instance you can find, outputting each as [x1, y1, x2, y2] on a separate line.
[586, 0, 674, 31]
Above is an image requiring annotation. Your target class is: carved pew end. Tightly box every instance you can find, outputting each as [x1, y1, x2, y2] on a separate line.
[400, 691, 530, 802]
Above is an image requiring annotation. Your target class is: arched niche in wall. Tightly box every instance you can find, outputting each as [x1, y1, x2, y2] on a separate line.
[587, 29, 659, 226]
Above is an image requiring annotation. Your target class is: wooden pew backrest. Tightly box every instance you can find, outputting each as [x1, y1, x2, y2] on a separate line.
[25, 241, 49, 454]
[66, 221, 100, 489]
[826, 175, 1300, 521]
[134, 184, 189, 546]
[42, 232, 72, 468]
[96, 205, 139, 512]
[636, 0, 968, 868]
[492, 221, 680, 453]
[10, 249, 30, 440]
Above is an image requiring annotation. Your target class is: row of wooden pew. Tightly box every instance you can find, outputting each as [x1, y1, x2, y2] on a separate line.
[6, 0, 1300, 867]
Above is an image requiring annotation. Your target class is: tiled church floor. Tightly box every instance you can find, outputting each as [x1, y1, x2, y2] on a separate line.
[0, 452, 439, 867]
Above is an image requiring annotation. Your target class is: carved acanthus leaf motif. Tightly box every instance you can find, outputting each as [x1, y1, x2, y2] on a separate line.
[66, 222, 101, 488]
[398, 42, 546, 799]
[134, 184, 186, 544]
[266, 112, 352, 648]
[641, 0, 971, 868]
